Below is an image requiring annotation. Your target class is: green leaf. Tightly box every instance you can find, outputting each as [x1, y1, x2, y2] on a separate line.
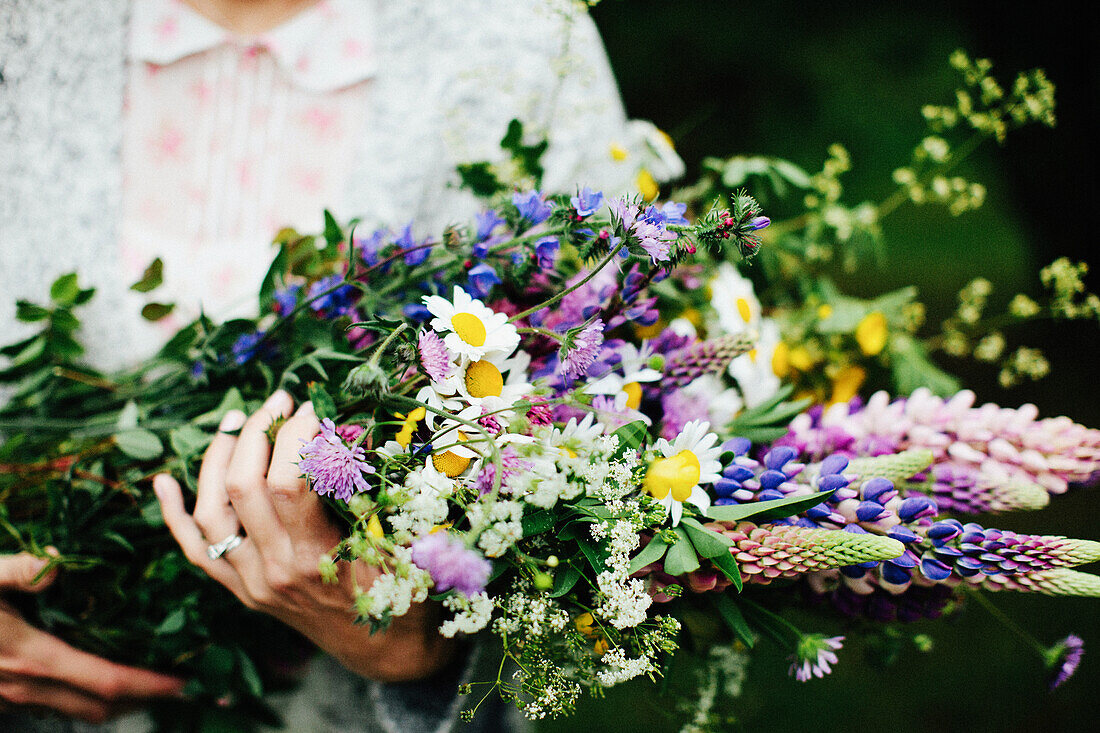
[705, 490, 835, 523]
[116, 401, 140, 430]
[455, 162, 504, 197]
[156, 607, 186, 635]
[680, 517, 734, 558]
[141, 302, 175, 321]
[521, 509, 555, 538]
[549, 563, 581, 598]
[611, 420, 649, 454]
[890, 333, 962, 397]
[114, 429, 164, 461]
[170, 424, 211, 458]
[236, 648, 264, 698]
[258, 246, 289, 312]
[193, 388, 247, 427]
[576, 538, 610, 575]
[14, 301, 50, 322]
[130, 257, 164, 293]
[709, 548, 743, 591]
[49, 273, 80, 307]
[713, 593, 754, 647]
[322, 209, 343, 248]
[307, 382, 338, 421]
[662, 527, 701, 576]
[627, 536, 669, 575]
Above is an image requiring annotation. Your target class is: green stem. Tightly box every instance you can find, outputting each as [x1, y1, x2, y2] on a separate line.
[508, 240, 626, 324]
[967, 589, 1048, 658]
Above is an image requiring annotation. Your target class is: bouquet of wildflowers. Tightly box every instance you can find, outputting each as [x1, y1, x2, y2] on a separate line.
[2, 52, 1098, 732]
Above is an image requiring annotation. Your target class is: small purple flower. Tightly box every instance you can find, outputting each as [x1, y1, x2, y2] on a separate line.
[560, 319, 605, 378]
[526, 397, 553, 427]
[356, 229, 387, 267]
[418, 329, 452, 382]
[335, 424, 365, 443]
[475, 209, 505, 242]
[750, 215, 771, 230]
[534, 236, 559, 269]
[307, 275, 357, 318]
[410, 532, 492, 597]
[467, 263, 501, 299]
[513, 190, 552, 225]
[788, 635, 844, 682]
[231, 330, 267, 365]
[1048, 634, 1084, 689]
[395, 224, 431, 266]
[634, 221, 675, 263]
[273, 285, 300, 316]
[570, 187, 605, 218]
[652, 201, 689, 226]
[609, 197, 639, 230]
[298, 418, 376, 502]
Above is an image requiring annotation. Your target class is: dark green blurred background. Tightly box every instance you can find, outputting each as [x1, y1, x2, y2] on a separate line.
[539, 2, 1098, 731]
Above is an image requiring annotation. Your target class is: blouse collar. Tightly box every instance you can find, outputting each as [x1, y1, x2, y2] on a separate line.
[129, 0, 378, 91]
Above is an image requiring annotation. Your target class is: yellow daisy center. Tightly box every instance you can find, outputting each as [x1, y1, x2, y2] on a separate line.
[622, 381, 643, 410]
[432, 432, 470, 477]
[465, 359, 504, 398]
[736, 297, 753, 323]
[644, 450, 701, 503]
[450, 312, 487, 347]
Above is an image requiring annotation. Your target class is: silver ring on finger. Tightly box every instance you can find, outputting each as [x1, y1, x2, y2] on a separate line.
[206, 533, 244, 561]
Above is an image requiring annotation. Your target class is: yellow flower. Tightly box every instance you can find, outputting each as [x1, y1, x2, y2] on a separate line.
[771, 341, 791, 378]
[817, 304, 834, 320]
[829, 365, 867, 404]
[366, 514, 385, 538]
[856, 312, 888, 356]
[788, 345, 815, 372]
[575, 612, 597, 637]
[636, 169, 659, 202]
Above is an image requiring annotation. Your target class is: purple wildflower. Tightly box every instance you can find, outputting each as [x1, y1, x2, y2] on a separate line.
[417, 329, 452, 382]
[298, 418, 375, 502]
[570, 187, 605, 218]
[535, 236, 559, 269]
[1048, 634, 1084, 689]
[410, 532, 492, 597]
[356, 229, 387, 267]
[307, 275, 357, 318]
[750, 215, 771, 230]
[634, 221, 675, 263]
[231, 330, 268, 365]
[647, 201, 689, 226]
[475, 209, 505, 242]
[560, 319, 605, 378]
[272, 285, 300, 316]
[336, 424, 365, 443]
[609, 197, 639, 230]
[788, 635, 844, 682]
[467, 263, 501, 299]
[513, 190, 552, 224]
[526, 397, 553, 427]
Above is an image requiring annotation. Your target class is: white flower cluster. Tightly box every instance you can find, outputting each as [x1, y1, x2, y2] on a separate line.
[471, 499, 524, 557]
[387, 462, 453, 538]
[595, 520, 652, 630]
[493, 580, 570, 638]
[354, 546, 431, 620]
[595, 646, 656, 686]
[514, 660, 581, 721]
[439, 591, 494, 638]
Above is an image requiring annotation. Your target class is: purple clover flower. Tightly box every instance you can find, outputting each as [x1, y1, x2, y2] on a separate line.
[560, 319, 605, 378]
[570, 187, 605, 218]
[298, 418, 376, 502]
[417, 329, 452, 382]
[1048, 634, 1084, 689]
[410, 532, 492, 597]
[788, 635, 844, 682]
[513, 190, 552, 225]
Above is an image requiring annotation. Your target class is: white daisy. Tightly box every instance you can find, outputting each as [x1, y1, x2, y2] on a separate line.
[644, 420, 722, 526]
[546, 412, 607, 455]
[453, 350, 533, 428]
[710, 262, 761, 336]
[424, 286, 520, 362]
[587, 342, 662, 411]
[728, 318, 783, 408]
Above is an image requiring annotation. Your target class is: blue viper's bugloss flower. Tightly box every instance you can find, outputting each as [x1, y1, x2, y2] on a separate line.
[394, 224, 431, 266]
[570, 187, 604, 218]
[272, 284, 300, 316]
[411, 532, 492, 598]
[403, 303, 432, 322]
[535, 236, 559, 269]
[308, 275, 357, 318]
[513, 190, 552, 225]
[231, 330, 267, 365]
[643, 201, 689, 227]
[467, 263, 501, 299]
[356, 229, 387, 267]
[475, 209, 505, 242]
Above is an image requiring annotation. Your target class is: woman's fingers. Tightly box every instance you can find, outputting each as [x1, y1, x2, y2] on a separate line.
[153, 474, 254, 599]
[267, 401, 332, 544]
[0, 678, 122, 724]
[224, 391, 293, 557]
[0, 553, 57, 593]
[193, 409, 246, 541]
[12, 622, 184, 703]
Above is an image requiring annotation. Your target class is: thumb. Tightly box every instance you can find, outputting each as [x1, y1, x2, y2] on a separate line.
[0, 550, 59, 593]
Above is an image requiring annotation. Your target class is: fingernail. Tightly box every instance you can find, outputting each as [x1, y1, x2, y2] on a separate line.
[264, 389, 292, 411]
[218, 409, 246, 432]
[152, 473, 171, 498]
[299, 400, 315, 416]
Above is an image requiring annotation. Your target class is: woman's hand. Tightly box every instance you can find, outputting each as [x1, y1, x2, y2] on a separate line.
[154, 391, 456, 682]
[0, 553, 185, 722]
